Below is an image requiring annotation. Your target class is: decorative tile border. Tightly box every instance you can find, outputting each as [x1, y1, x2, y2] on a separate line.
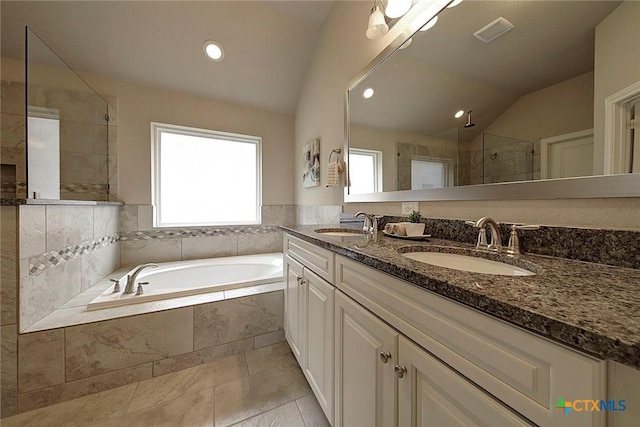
[119, 225, 282, 241]
[27, 225, 283, 275]
[60, 183, 109, 194]
[29, 234, 120, 275]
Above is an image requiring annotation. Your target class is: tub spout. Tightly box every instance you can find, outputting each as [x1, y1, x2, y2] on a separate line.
[124, 263, 158, 294]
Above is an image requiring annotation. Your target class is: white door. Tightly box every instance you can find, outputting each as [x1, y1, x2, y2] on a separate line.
[397, 336, 532, 427]
[284, 254, 305, 365]
[540, 129, 593, 179]
[334, 291, 398, 427]
[304, 269, 335, 423]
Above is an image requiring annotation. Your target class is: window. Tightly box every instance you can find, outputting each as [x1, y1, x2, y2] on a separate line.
[349, 148, 383, 194]
[410, 156, 454, 189]
[152, 122, 261, 227]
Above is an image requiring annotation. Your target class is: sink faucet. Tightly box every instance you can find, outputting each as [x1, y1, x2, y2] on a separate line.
[473, 217, 502, 252]
[354, 211, 373, 233]
[353, 212, 381, 238]
[124, 263, 158, 294]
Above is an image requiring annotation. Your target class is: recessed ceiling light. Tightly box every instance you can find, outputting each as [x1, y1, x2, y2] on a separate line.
[454, 110, 464, 118]
[419, 16, 438, 32]
[362, 87, 375, 99]
[203, 41, 224, 61]
[447, 0, 463, 8]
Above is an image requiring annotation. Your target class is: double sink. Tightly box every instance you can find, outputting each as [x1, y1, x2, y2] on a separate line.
[314, 228, 538, 277]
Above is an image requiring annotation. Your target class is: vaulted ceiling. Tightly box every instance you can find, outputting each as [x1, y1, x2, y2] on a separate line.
[1, 1, 335, 114]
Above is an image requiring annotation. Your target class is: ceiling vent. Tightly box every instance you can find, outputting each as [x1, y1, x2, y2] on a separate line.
[473, 17, 514, 43]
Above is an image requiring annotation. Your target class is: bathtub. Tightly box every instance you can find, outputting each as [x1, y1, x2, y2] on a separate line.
[87, 253, 283, 311]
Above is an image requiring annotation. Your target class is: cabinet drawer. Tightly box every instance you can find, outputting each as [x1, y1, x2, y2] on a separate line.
[284, 234, 334, 283]
[336, 255, 605, 427]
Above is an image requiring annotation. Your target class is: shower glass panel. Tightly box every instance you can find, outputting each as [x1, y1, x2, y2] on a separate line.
[26, 27, 109, 201]
[482, 133, 533, 184]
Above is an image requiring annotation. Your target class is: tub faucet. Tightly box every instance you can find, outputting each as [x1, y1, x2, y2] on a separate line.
[472, 217, 502, 252]
[124, 263, 158, 294]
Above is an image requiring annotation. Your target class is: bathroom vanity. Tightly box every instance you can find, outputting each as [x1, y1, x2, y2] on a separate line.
[282, 226, 640, 427]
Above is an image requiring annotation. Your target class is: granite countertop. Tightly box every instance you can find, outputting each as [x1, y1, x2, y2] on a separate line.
[281, 224, 640, 369]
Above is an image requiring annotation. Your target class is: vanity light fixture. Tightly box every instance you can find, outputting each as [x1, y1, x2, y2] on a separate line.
[366, 0, 389, 39]
[419, 15, 438, 31]
[454, 110, 464, 119]
[362, 87, 375, 99]
[447, 0, 463, 8]
[203, 40, 224, 62]
[385, 0, 413, 19]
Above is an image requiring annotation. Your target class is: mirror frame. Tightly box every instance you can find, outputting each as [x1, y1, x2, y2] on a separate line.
[344, 0, 640, 202]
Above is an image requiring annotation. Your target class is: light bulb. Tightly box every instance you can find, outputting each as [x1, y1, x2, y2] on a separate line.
[366, 6, 389, 39]
[447, 0, 463, 8]
[362, 87, 375, 99]
[399, 38, 412, 49]
[385, 0, 412, 19]
[419, 16, 438, 32]
[454, 110, 464, 119]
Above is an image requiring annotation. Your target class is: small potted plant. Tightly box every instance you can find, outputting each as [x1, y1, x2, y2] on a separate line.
[405, 210, 425, 236]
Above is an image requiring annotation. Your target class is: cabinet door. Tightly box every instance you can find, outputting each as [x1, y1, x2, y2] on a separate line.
[284, 254, 305, 365]
[335, 290, 398, 427]
[304, 268, 335, 423]
[397, 336, 532, 427]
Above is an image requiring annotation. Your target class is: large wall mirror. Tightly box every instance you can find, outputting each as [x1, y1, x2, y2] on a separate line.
[345, 0, 640, 202]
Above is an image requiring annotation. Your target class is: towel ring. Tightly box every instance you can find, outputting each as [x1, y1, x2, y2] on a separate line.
[328, 148, 342, 163]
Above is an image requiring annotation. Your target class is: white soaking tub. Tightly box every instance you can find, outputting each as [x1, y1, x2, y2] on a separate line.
[87, 252, 283, 310]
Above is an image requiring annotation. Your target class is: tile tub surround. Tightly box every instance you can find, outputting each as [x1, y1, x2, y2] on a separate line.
[2, 341, 329, 427]
[114, 203, 340, 268]
[18, 204, 121, 331]
[373, 215, 640, 270]
[282, 225, 640, 369]
[11, 289, 285, 414]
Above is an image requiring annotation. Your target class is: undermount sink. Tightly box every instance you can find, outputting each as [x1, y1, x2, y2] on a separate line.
[402, 251, 536, 276]
[314, 228, 363, 237]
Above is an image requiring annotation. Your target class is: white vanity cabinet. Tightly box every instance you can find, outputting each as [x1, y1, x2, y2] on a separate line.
[284, 235, 335, 423]
[335, 254, 607, 427]
[282, 233, 628, 427]
[397, 335, 532, 426]
[334, 290, 398, 427]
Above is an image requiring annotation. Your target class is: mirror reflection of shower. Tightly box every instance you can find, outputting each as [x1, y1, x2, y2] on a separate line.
[481, 133, 533, 184]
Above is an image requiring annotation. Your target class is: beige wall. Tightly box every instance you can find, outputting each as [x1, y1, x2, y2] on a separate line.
[471, 71, 594, 150]
[295, 1, 640, 230]
[594, 0, 640, 175]
[3, 57, 295, 206]
[91, 75, 295, 206]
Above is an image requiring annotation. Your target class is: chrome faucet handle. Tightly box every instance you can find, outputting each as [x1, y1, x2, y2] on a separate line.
[109, 278, 121, 293]
[465, 220, 489, 249]
[476, 228, 488, 249]
[506, 224, 540, 255]
[136, 282, 149, 296]
[513, 224, 540, 231]
[354, 211, 373, 233]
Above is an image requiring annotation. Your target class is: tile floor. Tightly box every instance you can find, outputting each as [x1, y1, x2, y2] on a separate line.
[2, 341, 330, 427]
